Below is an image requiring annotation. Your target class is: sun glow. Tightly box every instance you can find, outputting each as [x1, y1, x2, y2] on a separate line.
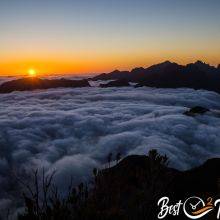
[28, 69, 37, 77]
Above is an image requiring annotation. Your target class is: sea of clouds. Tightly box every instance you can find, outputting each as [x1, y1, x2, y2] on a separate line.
[0, 85, 220, 218]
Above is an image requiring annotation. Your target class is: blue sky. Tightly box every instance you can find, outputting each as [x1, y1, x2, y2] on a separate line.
[0, 0, 220, 75]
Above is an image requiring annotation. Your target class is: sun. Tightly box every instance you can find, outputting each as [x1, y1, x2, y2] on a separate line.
[28, 69, 37, 77]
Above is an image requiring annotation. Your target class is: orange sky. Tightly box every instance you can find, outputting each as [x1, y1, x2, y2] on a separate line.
[0, 52, 219, 77]
[1, 42, 220, 77]
[0, 1, 220, 76]
[1, 31, 219, 76]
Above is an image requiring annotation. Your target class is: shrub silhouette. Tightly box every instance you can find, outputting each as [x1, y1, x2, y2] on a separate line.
[15, 149, 220, 220]
[107, 153, 112, 168]
[116, 152, 122, 164]
[17, 149, 171, 220]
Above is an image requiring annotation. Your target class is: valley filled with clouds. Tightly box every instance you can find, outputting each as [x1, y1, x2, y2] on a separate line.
[0, 86, 220, 215]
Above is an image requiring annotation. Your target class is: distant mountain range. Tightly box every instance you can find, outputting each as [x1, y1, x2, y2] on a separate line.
[91, 61, 220, 93]
[0, 61, 220, 93]
[0, 78, 90, 93]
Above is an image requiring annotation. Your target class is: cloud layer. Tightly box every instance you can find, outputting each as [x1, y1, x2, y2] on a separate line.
[0, 86, 220, 217]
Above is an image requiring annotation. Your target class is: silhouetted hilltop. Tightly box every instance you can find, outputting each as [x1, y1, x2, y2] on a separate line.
[0, 77, 90, 93]
[92, 69, 130, 81]
[101, 155, 220, 197]
[85, 155, 220, 220]
[191, 60, 219, 74]
[18, 150, 220, 220]
[92, 61, 220, 93]
[184, 106, 210, 116]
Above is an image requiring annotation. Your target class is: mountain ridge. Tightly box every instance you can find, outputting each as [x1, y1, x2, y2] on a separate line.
[92, 60, 220, 80]
[91, 60, 220, 93]
[0, 77, 90, 93]
[18, 151, 220, 220]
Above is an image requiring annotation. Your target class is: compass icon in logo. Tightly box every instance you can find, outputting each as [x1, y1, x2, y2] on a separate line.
[183, 196, 214, 219]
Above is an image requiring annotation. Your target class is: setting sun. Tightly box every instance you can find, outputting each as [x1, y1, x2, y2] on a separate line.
[28, 69, 37, 77]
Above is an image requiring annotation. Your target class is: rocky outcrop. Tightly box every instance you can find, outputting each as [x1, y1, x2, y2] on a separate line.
[184, 106, 210, 116]
[100, 79, 130, 87]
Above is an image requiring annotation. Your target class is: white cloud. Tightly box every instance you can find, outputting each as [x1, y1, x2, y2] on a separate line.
[0, 86, 220, 217]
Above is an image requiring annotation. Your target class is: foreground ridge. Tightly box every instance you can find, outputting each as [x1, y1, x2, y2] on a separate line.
[18, 150, 220, 220]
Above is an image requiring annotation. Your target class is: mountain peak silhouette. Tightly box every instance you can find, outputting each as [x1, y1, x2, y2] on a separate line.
[194, 60, 211, 67]
[111, 70, 121, 74]
[150, 60, 173, 67]
[191, 60, 218, 74]
[195, 60, 206, 65]
[161, 60, 172, 65]
[92, 60, 220, 93]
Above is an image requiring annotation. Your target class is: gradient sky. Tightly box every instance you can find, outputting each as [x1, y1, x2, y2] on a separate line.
[0, 0, 220, 75]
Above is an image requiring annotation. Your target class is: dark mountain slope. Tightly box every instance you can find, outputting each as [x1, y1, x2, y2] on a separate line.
[92, 70, 130, 81]
[91, 61, 220, 93]
[19, 151, 220, 220]
[92, 154, 220, 220]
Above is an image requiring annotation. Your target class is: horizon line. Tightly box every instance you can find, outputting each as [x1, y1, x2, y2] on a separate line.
[0, 59, 219, 77]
